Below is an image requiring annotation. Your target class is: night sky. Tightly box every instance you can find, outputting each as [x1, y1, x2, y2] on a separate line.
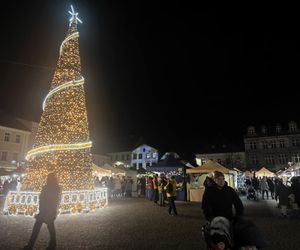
[0, 2, 297, 161]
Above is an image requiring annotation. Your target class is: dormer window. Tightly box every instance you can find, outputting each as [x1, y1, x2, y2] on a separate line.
[261, 126, 267, 134]
[289, 121, 297, 133]
[276, 124, 281, 133]
[247, 126, 256, 136]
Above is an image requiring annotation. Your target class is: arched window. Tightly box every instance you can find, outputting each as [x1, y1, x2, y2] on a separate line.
[276, 123, 281, 133]
[289, 121, 297, 133]
[247, 126, 256, 136]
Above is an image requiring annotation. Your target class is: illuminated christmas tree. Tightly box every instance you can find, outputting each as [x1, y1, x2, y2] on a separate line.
[21, 6, 93, 192]
[4, 6, 107, 216]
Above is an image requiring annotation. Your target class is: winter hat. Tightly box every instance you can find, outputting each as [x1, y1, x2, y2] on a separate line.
[214, 171, 224, 179]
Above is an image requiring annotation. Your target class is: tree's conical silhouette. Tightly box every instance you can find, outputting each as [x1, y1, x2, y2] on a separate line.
[21, 10, 93, 192]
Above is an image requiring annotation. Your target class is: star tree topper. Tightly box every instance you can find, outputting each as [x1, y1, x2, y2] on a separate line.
[69, 5, 83, 26]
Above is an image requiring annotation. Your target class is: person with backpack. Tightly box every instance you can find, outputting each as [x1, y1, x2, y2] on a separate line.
[165, 176, 177, 216]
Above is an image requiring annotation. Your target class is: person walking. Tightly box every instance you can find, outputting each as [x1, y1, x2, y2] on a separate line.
[165, 176, 178, 216]
[260, 177, 269, 200]
[267, 178, 275, 199]
[290, 177, 300, 212]
[24, 173, 62, 250]
[275, 179, 290, 218]
[152, 174, 159, 204]
[158, 174, 167, 207]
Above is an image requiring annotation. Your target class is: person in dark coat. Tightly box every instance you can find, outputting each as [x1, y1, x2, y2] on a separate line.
[290, 177, 300, 211]
[275, 179, 290, 218]
[202, 171, 266, 249]
[202, 171, 244, 221]
[267, 178, 275, 199]
[24, 173, 62, 250]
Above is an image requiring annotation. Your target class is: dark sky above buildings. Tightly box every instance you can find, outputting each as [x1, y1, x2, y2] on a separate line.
[0, 1, 298, 160]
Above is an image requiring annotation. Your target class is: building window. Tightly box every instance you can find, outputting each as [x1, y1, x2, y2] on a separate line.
[276, 124, 281, 133]
[127, 154, 130, 160]
[146, 162, 150, 167]
[292, 154, 300, 163]
[143, 148, 146, 152]
[271, 141, 277, 149]
[250, 142, 257, 150]
[121, 154, 125, 160]
[278, 154, 288, 164]
[247, 126, 255, 136]
[251, 155, 259, 165]
[146, 153, 150, 159]
[133, 163, 137, 169]
[152, 152, 157, 159]
[265, 155, 275, 165]
[261, 141, 267, 149]
[1, 152, 8, 161]
[4, 133, 10, 142]
[138, 153, 142, 159]
[279, 140, 285, 148]
[138, 163, 143, 169]
[133, 154, 137, 160]
[289, 121, 297, 133]
[292, 139, 300, 147]
[15, 135, 21, 143]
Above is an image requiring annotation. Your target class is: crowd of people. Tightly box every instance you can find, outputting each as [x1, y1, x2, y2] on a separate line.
[245, 176, 300, 218]
[144, 174, 179, 216]
[94, 175, 134, 198]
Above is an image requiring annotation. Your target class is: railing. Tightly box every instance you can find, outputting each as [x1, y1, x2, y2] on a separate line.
[3, 188, 108, 216]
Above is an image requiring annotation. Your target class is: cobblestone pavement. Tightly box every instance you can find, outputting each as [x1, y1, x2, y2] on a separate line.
[0, 195, 300, 250]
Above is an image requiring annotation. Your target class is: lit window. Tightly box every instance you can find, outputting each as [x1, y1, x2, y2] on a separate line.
[146, 153, 150, 159]
[152, 152, 157, 159]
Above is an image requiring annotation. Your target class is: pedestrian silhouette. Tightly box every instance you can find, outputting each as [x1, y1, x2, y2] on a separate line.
[24, 173, 62, 250]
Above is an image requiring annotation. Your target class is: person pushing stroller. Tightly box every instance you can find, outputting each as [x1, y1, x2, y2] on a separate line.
[202, 171, 266, 249]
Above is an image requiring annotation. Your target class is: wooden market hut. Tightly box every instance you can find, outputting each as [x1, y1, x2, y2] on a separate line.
[186, 160, 236, 202]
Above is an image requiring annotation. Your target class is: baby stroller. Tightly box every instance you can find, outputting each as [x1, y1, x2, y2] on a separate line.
[202, 216, 233, 250]
[247, 186, 258, 201]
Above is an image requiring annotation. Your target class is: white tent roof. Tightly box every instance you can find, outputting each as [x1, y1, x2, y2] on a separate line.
[100, 163, 126, 175]
[92, 163, 111, 175]
[255, 167, 275, 177]
[186, 160, 230, 174]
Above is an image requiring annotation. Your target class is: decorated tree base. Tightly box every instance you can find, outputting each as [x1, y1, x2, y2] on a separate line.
[3, 188, 108, 216]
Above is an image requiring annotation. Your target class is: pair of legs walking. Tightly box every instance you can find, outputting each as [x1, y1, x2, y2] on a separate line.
[262, 190, 268, 199]
[168, 196, 177, 215]
[24, 219, 56, 249]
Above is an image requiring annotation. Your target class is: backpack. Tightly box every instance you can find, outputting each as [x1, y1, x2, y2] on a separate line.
[167, 182, 173, 193]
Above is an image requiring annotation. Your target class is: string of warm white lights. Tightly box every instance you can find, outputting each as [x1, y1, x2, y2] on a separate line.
[25, 141, 92, 160]
[59, 31, 79, 55]
[42, 76, 84, 110]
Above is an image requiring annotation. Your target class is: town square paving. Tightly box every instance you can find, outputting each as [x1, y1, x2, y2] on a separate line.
[0, 196, 300, 249]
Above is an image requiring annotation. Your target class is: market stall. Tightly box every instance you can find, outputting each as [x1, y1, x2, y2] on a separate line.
[92, 163, 112, 179]
[146, 152, 188, 201]
[255, 167, 276, 178]
[186, 160, 236, 202]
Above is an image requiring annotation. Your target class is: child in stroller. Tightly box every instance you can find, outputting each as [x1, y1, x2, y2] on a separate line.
[202, 216, 233, 250]
[202, 216, 265, 250]
[247, 186, 258, 201]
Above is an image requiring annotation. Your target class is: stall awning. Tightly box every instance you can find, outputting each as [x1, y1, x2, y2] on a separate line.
[186, 160, 230, 174]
